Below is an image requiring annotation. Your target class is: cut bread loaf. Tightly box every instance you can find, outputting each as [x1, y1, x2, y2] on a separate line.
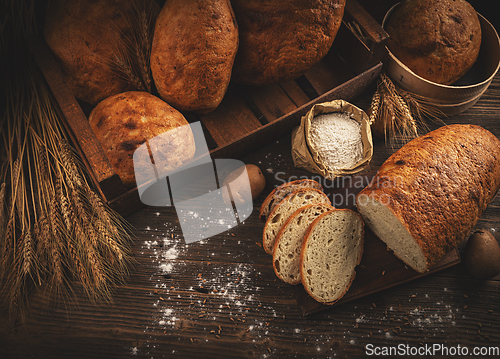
[263, 188, 331, 254]
[273, 203, 334, 285]
[300, 209, 364, 304]
[259, 179, 323, 222]
[356, 125, 500, 273]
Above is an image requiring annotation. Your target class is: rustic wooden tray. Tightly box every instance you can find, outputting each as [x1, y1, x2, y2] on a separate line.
[294, 232, 461, 316]
[31, 0, 388, 217]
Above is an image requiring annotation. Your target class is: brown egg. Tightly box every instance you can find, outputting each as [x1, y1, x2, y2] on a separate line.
[464, 229, 500, 279]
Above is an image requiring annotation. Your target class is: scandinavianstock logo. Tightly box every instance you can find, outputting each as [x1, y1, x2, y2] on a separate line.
[133, 121, 253, 244]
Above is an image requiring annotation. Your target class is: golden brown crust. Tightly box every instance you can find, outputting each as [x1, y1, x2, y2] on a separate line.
[150, 0, 239, 114]
[88, 91, 195, 187]
[259, 179, 323, 222]
[386, 0, 481, 85]
[44, 0, 153, 105]
[358, 124, 500, 270]
[231, 0, 346, 86]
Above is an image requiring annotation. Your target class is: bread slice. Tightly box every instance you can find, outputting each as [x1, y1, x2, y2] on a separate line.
[273, 203, 334, 284]
[300, 209, 364, 304]
[263, 188, 331, 254]
[259, 179, 322, 222]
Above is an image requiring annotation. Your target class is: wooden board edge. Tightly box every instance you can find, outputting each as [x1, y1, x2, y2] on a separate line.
[294, 248, 461, 316]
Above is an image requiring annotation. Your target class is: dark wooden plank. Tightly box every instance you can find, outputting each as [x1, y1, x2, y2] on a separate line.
[335, 0, 390, 73]
[209, 63, 383, 160]
[304, 54, 355, 95]
[198, 88, 263, 147]
[244, 84, 298, 123]
[30, 37, 128, 201]
[279, 80, 312, 108]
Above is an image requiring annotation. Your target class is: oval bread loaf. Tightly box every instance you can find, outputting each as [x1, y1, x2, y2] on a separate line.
[150, 0, 238, 113]
[259, 179, 323, 222]
[273, 203, 334, 285]
[356, 124, 500, 273]
[263, 188, 331, 254]
[300, 209, 364, 304]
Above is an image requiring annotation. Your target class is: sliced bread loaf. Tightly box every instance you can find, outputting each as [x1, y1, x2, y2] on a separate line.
[300, 209, 364, 304]
[273, 203, 334, 284]
[259, 179, 322, 222]
[356, 125, 500, 273]
[263, 188, 331, 254]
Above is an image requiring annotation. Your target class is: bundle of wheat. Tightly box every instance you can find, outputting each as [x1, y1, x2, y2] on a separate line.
[368, 72, 442, 146]
[0, 0, 133, 321]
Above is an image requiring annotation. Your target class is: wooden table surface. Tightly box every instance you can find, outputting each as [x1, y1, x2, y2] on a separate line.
[2, 69, 500, 358]
[2, 2, 500, 355]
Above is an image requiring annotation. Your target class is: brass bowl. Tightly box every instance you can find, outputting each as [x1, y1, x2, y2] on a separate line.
[382, 4, 500, 117]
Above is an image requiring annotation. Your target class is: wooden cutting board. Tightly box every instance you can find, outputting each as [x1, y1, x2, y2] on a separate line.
[292, 171, 461, 315]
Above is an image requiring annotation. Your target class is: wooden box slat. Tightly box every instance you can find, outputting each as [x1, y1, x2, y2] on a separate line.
[303, 56, 355, 95]
[198, 89, 262, 147]
[245, 84, 298, 123]
[32, 0, 388, 216]
[278, 80, 312, 108]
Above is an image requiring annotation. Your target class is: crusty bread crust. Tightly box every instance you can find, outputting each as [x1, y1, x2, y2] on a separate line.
[259, 179, 323, 222]
[299, 209, 364, 305]
[386, 0, 481, 84]
[44, 0, 156, 105]
[151, 0, 239, 113]
[231, 0, 346, 86]
[263, 188, 331, 254]
[88, 91, 195, 187]
[357, 124, 500, 272]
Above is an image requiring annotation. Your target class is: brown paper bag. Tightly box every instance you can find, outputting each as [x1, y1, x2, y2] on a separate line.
[291, 100, 373, 180]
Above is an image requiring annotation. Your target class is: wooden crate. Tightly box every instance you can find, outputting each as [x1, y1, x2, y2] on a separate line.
[32, 0, 388, 217]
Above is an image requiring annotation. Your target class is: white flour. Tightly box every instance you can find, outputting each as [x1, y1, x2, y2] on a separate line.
[309, 112, 363, 172]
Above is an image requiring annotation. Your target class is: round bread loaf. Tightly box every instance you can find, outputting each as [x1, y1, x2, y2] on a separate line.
[150, 0, 238, 114]
[356, 125, 500, 273]
[231, 0, 346, 86]
[385, 0, 481, 85]
[88, 91, 195, 188]
[44, 0, 158, 105]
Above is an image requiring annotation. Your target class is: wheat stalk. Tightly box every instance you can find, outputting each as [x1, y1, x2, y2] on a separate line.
[1, 0, 134, 321]
[107, 1, 159, 93]
[369, 72, 441, 146]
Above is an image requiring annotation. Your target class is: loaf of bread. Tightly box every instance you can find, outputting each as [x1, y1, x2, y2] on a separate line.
[273, 203, 334, 285]
[88, 91, 195, 187]
[260, 179, 323, 222]
[300, 209, 364, 304]
[386, 0, 481, 85]
[44, 0, 158, 105]
[356, 125, 500, 273]
[263, 188, 331, 254]
[231, 0, 346, 86]
[150, 0, 238, 114]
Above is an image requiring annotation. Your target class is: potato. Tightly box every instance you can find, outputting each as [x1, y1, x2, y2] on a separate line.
[464, 229, 500, 279]
[222, 164, 266, 205]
